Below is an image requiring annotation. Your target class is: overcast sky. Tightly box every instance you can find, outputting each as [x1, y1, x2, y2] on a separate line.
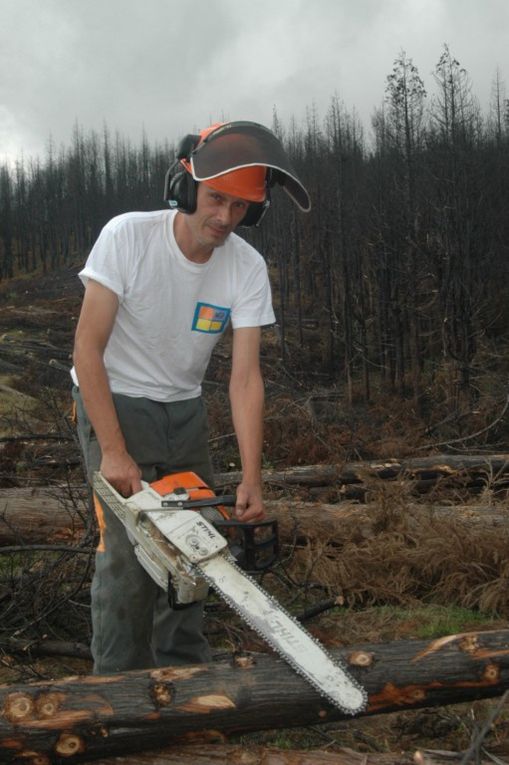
[2, 0, 509, 165]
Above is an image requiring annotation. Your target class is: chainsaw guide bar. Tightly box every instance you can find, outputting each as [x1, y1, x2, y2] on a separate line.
[93, 472, 367, 714]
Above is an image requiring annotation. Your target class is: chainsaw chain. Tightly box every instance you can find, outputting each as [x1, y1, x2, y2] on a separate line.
[195, 554, 367, 715]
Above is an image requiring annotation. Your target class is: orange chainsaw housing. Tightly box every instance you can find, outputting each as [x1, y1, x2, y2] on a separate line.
[149, 471, 231, 520]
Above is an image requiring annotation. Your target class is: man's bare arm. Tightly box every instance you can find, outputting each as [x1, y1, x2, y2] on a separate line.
[73, 280, 142, 496]
[229, 326, 265, 522]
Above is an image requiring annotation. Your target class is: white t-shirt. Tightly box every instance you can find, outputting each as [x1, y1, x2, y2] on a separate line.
[71, 210, 275, 401]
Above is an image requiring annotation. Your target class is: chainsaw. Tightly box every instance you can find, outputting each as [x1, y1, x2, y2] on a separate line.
[92, 471, 367, 715]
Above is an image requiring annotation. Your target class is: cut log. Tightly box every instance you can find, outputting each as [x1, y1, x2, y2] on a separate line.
[2, 453, 508, 498]
[87, 745, 498, 765]
[90, 743, 419, 764]
[1, 485, 508, 547]
[264, 499, 509, 542]
[1, 629, 509, 763]
[215, 454, 509, 489]
[0, 485, 89, 545]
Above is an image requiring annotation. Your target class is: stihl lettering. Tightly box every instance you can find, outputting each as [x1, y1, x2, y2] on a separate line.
[268, 617, 303, 649]
[194, 520, 217, 540]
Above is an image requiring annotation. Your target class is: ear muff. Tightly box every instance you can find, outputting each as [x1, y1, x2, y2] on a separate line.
[164, 165, 197, 213]
[163, 134, 200, 213]
[239, 197, 271, 227]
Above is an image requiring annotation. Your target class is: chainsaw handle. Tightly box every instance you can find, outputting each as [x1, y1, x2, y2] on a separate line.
[161, 495, 236, 509]
[214, 518, 279, 572]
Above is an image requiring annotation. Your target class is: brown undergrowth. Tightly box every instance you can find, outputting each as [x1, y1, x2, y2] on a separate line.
[283, 488, 509, 617]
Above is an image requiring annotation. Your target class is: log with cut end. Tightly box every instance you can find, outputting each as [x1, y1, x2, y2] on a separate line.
[1, 486, 507, 547]
[2, 450, 507, 543]
[89, 746, 497, 765]
[1, 629, 509, 763]
[90, 743, 419, 764]
[215, 453, 509, 488]
[0, 485, 88, 545]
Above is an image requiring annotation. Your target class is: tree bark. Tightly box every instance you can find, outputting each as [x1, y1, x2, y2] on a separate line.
[1, 629, 509, 764]
[89, 743, 419, 765]
[88, 746, 497, 765]
[8, 638, 92, 661]
[1, 487, 507, 547]
[0, 485, 89, 545]
[215, 454, 509, 488]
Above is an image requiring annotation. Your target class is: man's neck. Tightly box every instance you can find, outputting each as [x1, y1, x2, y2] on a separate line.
[173, 212, 214, 264]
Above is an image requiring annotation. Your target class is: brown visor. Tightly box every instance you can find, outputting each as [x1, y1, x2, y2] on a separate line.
[188, 121, 311, 212]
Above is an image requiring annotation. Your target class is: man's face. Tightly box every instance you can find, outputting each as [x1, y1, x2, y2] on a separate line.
[186, 183, 251, 249]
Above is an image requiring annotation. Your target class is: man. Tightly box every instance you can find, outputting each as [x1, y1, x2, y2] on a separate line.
[72, 121, 310, 674]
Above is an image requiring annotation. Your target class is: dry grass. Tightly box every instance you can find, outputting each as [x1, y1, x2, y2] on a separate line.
[284, 489, 509, 616]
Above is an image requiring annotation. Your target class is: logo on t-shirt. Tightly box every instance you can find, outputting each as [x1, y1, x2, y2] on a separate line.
[192, 302, 231, 334]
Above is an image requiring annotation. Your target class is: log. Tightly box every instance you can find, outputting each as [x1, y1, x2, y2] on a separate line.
[86, 745, 498, 765]
[90, 743, 418, 764]
[215, 454, 509, 488]
[1, 485, 508, 547]
[8, 638, 92, 661]
[264, 500, 509, 542]
[1, 629, 509, 763]
[2, 450, 508, 510]
[0, 485, 89, 545]
[89, 747, 500, 765]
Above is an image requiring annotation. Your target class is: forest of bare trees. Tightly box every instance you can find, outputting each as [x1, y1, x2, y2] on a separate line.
[1, 46, 509, 413]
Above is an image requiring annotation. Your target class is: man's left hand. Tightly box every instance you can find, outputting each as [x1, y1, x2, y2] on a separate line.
[235, 482, 265, 523]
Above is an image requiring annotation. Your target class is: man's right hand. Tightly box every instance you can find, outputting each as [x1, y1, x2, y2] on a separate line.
[100, 450, 143, 497]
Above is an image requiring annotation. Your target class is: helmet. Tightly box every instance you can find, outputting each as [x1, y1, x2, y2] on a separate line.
[164, 121, 311, 226]
[180, 124, 267, 203]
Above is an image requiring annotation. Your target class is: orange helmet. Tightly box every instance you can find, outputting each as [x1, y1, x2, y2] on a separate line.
[181, 123, 267, 202]
[164, 121, 311, 220]
[200, 165, 266, 202]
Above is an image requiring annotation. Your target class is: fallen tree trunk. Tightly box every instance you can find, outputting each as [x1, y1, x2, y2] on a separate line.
[266, 500, 509, 541]
[2, 450, 507, 517]
[0, 485, 89, 545]
[89, 746, 499, 765]
[1, 629, 509, 764]
[90, 743, 418, 764]
[2, 451, 508, 495]
[1, 487, 508, 547]
[89, 745, 499, 765]
[8, 638, 92, 661]
[215, 453, 509, 488]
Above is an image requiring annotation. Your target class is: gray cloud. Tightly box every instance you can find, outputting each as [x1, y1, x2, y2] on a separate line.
[1, 0, 508, 163]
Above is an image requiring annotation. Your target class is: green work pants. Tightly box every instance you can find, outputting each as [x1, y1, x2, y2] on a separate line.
[72, 387, 214, 674]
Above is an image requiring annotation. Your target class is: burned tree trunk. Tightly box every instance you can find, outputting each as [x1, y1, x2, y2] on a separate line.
[1, 629, 509, 763]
